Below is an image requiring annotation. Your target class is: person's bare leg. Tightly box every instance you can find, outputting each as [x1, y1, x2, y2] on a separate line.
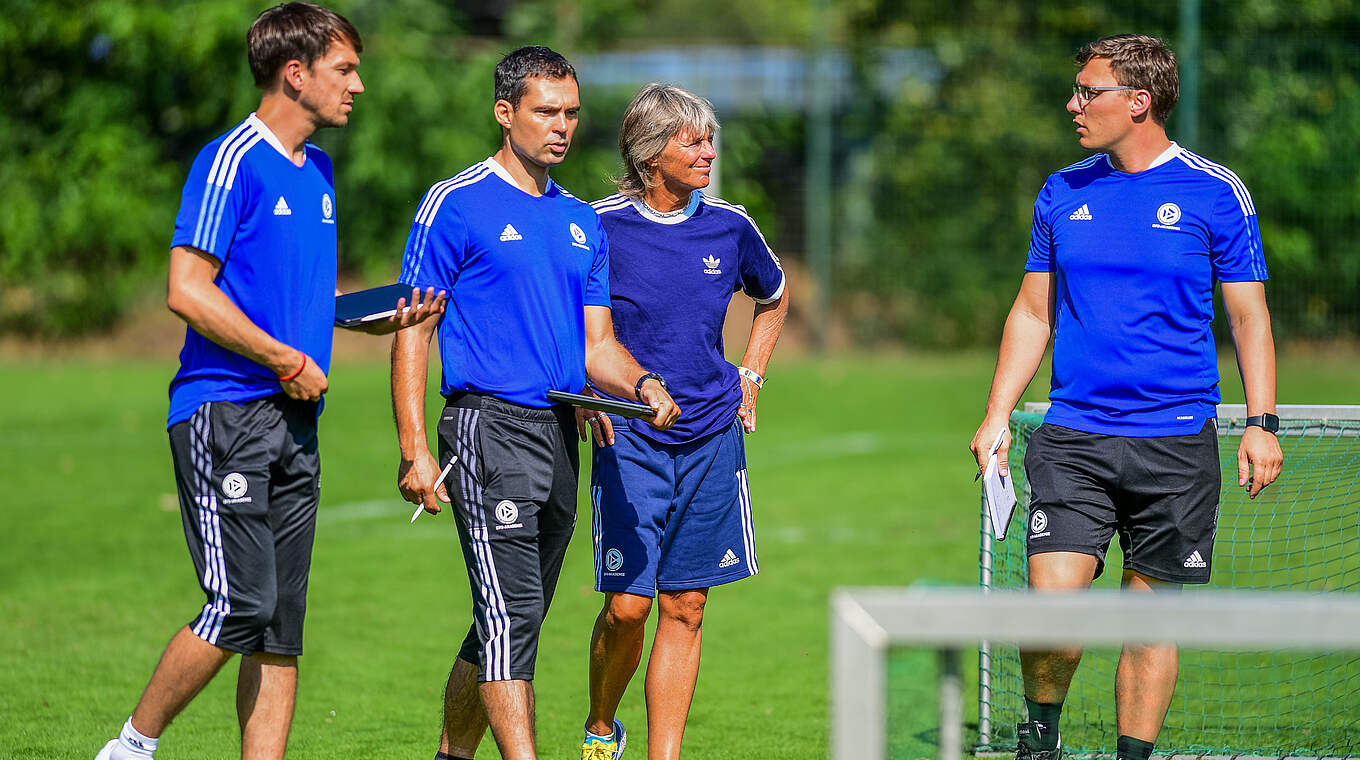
[645, 589, 708, 760]
[586, 592, 653, 736]
[438, 657, 489, 758]
[128, 626, 235, 738]
[481, 679, 537, 760]
[1115, 570, 1180, 742]
[236, 652, 297, 760]
[1020, 552, 1098, 704]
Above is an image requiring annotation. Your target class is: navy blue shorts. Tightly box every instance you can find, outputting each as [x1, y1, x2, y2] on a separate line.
[590, 417, 758, 595]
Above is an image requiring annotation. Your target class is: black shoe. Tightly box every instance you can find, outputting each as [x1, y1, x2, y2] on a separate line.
[1015, 721, 1062, 759]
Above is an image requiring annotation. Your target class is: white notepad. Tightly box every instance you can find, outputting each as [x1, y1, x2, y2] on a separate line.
[983, 427, 1019, 540]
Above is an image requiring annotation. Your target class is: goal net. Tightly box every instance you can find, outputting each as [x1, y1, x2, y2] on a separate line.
[977, 404, 1360, 758]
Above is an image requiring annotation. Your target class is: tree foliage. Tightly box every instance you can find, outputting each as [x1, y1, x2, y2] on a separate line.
[1, 0, 1356, 344]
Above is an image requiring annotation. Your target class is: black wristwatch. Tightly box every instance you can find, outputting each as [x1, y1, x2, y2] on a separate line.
[634, 372, 668, 402]
[1245, 413, 1280, 434]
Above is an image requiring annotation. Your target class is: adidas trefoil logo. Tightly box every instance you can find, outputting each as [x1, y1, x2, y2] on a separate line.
[1183, 550, 1207, 568]
[273, 196, 291, 216]
[499, 224, 523, 242]
[702, 255, 722, 275]
[1068, 203, 1092, 221]
[718, 548, 739, 568]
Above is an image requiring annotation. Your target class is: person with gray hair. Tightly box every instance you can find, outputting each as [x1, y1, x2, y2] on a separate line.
[580, 83, 789, 760]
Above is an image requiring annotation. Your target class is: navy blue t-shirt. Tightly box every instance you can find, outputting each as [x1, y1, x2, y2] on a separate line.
[593, 191, 785, 444]
[400, 159, 610, 407]
[1026, 144, 1268, 436]
[168, 114, 338, 427]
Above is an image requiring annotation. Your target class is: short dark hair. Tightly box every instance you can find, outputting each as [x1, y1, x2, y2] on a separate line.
[1076, 34, 1179, 125]
[247, 3, 362, 89]
[494, 46, 577, 108]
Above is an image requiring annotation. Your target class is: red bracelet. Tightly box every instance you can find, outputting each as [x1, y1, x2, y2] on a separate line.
[278, 353, 307, 382]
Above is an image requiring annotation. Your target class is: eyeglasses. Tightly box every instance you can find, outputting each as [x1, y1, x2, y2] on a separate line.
[1072, 82, 1139, 104]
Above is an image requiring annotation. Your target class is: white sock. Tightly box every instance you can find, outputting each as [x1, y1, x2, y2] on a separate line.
[117, 718, 158, 757]
[585, 729, 614, 742]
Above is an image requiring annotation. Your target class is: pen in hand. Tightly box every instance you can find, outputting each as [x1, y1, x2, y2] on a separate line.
[411, 459, 456, 523]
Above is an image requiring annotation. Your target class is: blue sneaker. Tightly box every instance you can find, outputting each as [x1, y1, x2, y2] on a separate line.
[581, 718, 627, 760]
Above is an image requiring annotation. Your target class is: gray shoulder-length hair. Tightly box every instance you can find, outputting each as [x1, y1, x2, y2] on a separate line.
[614, 83, 720, 198]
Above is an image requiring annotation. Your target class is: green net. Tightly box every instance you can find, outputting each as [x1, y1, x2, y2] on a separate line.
[977, 410, 1360, 758]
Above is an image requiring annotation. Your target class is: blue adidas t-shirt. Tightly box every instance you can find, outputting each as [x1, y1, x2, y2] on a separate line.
[399, 158, 610, 407]
[593, 191, 785, 444]
[1026, 143, 1268, 436]
[167, 114, 338, 427]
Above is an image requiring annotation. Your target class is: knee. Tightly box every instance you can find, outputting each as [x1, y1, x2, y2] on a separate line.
[603, 593, 653, 631]
[659, 590, 707, 632]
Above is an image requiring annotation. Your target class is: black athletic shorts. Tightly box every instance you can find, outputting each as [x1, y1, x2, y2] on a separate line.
[438, 393, 579, 682]
[168, 395, 320, 655]
[1023, 420, 1220, 584]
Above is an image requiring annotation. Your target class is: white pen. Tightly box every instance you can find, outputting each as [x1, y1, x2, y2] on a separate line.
[410, 459, 456, 523]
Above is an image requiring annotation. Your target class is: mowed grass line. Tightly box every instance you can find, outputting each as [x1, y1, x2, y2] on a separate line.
[1, 350, 1354, 759]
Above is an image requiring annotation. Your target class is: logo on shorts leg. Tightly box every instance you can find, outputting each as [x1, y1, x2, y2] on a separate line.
[1183, 550, 1207, 568]
[605, 548, 624, 573]
[718, 548, 740, 568]
[221, 472, 252, 504]
[1029, 509, 1051, 538]
[493, 500, 523, 530]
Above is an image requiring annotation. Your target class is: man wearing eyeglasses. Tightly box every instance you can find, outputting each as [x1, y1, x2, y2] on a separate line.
[969, 34, 1282, 760]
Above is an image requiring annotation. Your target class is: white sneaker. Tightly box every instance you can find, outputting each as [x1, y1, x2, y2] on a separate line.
[95, 738, 152, 760]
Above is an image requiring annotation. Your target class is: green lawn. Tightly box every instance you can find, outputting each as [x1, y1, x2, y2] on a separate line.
[1, 350, 1356, 759]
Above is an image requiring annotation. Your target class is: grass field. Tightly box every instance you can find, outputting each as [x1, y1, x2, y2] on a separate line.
[3, 349, 1357, 759]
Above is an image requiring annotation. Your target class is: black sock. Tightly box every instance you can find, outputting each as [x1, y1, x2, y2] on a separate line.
[1116, 735, 1154, 760]
[1022, 698, 1063, 749]
[435, 752, 474, 760]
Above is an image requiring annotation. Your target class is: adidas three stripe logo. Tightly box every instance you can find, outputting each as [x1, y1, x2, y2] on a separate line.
[1069, 203, 1092, 221]
[1183, 550, 1207, 568]
[499, 224, 522, 242]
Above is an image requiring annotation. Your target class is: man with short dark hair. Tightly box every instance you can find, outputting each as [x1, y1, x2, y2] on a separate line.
[392, 46, 680, 760]
[969, 34, 1282, 760]
[94, 5, 442, 759]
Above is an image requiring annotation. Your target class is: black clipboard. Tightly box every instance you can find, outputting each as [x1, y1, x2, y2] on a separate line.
[546, 390, 656, 419]
[334, 283, 419, 328]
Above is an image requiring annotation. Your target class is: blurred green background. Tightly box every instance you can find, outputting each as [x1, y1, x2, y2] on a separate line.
[3, 0, 1357, 345]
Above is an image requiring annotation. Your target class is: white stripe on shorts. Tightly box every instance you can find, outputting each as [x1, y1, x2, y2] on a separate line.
[453, 407, 514, 681]
[188, 404, 231, 644]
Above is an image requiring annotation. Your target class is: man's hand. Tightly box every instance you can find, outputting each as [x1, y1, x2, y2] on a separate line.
[639, 379, 680, 431]
[1238, 426, 1283, 499]
[575, 407, 616, 446]
[345, 286, 447, 335]
[737, 374, 760, 433]
[278, 351, 328, 401]
[398, 449, 450, 517]
[969, 416, 1011, 477]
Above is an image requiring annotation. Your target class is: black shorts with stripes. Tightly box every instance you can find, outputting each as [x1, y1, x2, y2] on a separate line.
[438, 393, 579, 682]
[168, 395, 320, 655]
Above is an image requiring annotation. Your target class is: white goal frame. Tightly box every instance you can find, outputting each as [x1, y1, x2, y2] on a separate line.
[830, 587, 1360, 760]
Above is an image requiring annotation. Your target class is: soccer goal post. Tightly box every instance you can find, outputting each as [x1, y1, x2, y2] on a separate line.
[830, 587, 1360, 760]
[975, 403, 1360, 758]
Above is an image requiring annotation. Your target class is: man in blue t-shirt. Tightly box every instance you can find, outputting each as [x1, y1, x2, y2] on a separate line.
[390, 47, 679, 760]
[969, 35, 1283, 760]
[580, 83, 787, 760]
[95, 6, 443, 760]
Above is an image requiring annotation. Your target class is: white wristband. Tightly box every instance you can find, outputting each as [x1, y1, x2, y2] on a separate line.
[738, 366, 765, 388]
